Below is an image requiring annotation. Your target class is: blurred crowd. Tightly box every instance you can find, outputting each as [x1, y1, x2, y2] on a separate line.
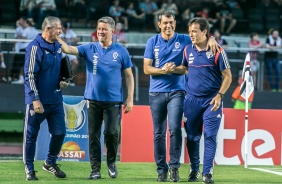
[1, 0, 282, 91]
[12, 0, 282, 34]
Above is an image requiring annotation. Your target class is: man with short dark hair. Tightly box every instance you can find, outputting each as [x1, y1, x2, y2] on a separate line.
[143, 11, 219, 182]
[177, 17, 232, 183]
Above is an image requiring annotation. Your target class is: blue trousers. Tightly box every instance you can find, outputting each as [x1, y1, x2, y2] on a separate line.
[23, 102, 66, 173]
[183, 95, 222, 175]
[149, 91, 185, 174]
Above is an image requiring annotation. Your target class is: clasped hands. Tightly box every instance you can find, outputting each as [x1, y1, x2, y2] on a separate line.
[161, 62, 176, 74]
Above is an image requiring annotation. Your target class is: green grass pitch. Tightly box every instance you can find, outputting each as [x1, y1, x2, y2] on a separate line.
[0, 161, 281, 183]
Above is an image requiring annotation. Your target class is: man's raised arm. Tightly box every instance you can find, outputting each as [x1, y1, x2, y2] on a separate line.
[57, 37, 79, 56]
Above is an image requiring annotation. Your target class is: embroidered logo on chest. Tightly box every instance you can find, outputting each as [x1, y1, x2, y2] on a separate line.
[113, 52, 118, 61]
[172, 42, 180, 51]
[206, 51, 213, 59]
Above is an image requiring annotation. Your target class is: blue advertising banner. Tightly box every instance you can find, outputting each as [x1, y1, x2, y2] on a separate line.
[35, 95, 104, 162]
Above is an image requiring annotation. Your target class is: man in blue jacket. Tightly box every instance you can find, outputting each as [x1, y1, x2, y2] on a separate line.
[23, 16, 69, 180]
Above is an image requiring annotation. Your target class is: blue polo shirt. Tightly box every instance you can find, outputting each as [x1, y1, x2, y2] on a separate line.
[144, 33, 191, 92]
[182, 44, 230, 97]
[77, 42, 133, 102]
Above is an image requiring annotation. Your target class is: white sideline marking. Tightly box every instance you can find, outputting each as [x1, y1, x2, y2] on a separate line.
[0, 160, 21, 162]
[250, 168, 282, 176]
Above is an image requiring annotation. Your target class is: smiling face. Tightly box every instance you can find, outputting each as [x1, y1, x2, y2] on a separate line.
[41, 17, 63, 43]
[97, 22, 114, 45]
[158, 15, 176, 38]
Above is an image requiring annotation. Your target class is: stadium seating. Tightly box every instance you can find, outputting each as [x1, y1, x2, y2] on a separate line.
[0, 0, 17, 26]
[248, 9, 264, 33]
[232, 8, 249, 33]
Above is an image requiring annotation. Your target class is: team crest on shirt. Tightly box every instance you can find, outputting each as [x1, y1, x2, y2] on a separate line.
[175, 42, 180, 49]
[57, 48, 61, 53]
[30, 110, 35, 116]
[206, 51, 213, 59]
[113, 52, 118, 61]
[172, 42, 180, 51]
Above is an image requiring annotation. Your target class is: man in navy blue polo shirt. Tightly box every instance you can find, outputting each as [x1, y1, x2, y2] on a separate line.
[178, 17, 232, 183]
[143, 11, 220, 182]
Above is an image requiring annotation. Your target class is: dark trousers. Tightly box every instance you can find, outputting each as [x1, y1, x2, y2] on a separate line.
[87, 100, 121, 171]
[265, 57, 281, 90]
[23, 102, 66, 173]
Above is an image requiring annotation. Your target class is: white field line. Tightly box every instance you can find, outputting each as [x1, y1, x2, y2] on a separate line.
[0, 159, 22, 162]
[250, 168, 282, 176]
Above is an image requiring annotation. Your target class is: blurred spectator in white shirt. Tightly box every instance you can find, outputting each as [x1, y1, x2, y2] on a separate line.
[11, 18, 39, 84]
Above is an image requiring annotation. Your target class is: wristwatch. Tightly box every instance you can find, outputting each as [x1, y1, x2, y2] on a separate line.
[218, 93, 224, 99]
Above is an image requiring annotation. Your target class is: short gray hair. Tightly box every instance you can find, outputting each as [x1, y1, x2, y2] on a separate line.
[42, 16, 61, 31]
[97, 16, 115, 30]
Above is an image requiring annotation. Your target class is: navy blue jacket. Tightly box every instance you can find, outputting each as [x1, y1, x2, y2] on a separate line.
[24, 34, 63, 104]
